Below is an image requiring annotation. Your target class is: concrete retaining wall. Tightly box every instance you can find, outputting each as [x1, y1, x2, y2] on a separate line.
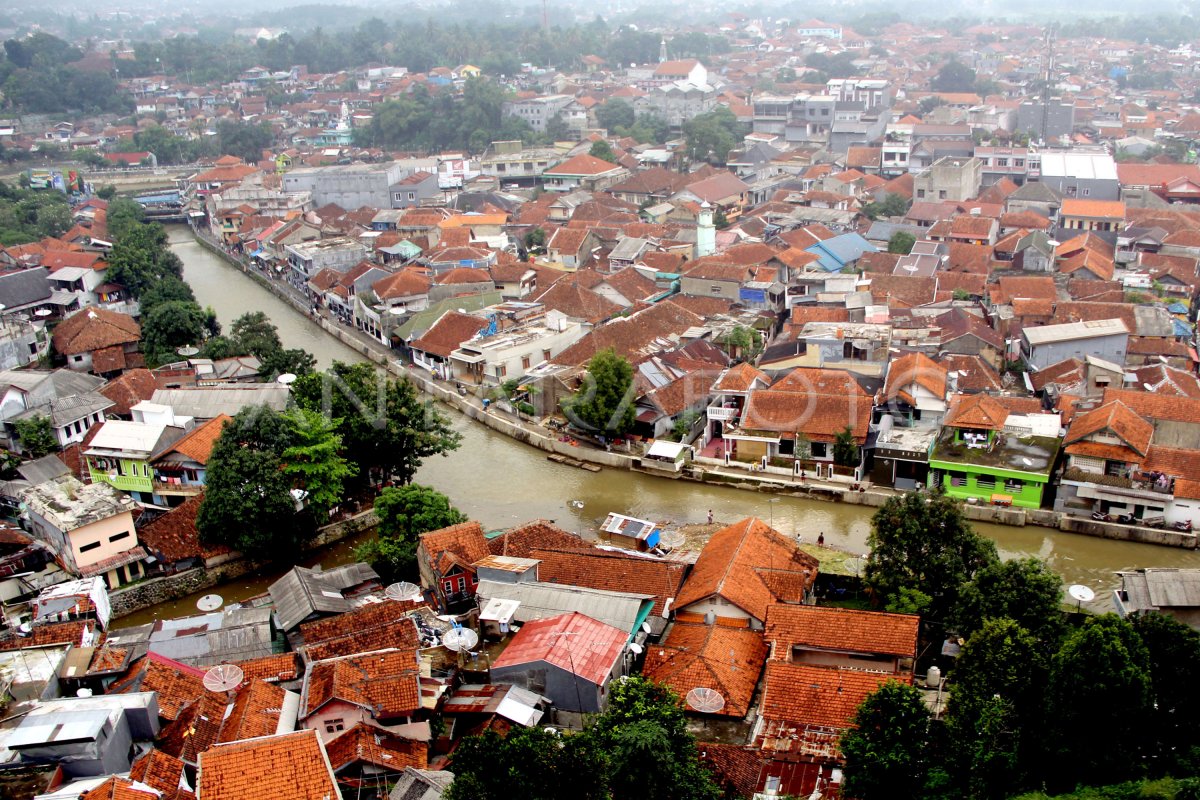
[110, 509, 381, 620]
[188, 229, 1200, 552]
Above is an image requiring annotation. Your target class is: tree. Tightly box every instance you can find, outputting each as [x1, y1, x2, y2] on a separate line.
[682, 106, 741, 165]
[841, 681, 933, 800]
[138, 275, 196, 314]
[932, 59, 977, 93]
[445, 726, 608, 800]
[258, 347, 317, 381]
[863, 193, 909, 220]
[946, 619, 1047, 798]
[13, 414, 56, 457]
[589, 677, 722, 800]
[723, 325, 762, 360]
[105, 221, 184, 298]
[105, 198, 146, 243]
[564, 348, 635, 436]
[281, 409, 355, 520]
[888, 231, 916, 255]
[672, 410, 700, 442]
[833, 426, 860, 467]
[141, 300, 207, 366]
[356, 484, 466, 582]
[292, 361, 461, 485]
[1045, 614, 1153, 791]
[953, 557, 1064, 646]
[524, 226, 547, 252]
[595, 98, 636, 132]
[215, 120, 273, 163]
[864, 491, 998, 625]
[197, 407, 306, 557]
[588, 139, 617, 163]
[230, 311, 283, 358]
[1130, 612, 1200, 773]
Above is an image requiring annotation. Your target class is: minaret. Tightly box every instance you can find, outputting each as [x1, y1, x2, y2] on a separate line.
[659, 37, 668, 64]
[696, 201, 716, 258]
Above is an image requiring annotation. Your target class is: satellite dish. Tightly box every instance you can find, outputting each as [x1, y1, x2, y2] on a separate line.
[196, 594, 223, 612]
[629, 642, 644, 654]
[202, 664, 244, 693]
[641, 621, 652, 634]
[176, 345, 200, 357]
[1068, 584, 1095, 603]
[385, 582, 421, 602]
[276, 372, 297, 386]
[34, 309, 52, 317]
[685, 687, 725, 713]
[658, 530, 685, 549]
[442, 627, 480, 652]
[76, 688, 93, 697]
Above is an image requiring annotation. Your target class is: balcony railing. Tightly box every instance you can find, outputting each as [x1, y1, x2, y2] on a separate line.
[153, 480, 204, 496]
[707, 405, 740, 421]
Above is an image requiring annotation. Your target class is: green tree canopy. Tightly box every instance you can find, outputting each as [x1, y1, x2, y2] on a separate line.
[13, 414, 56, 458]
[197, 407, 307, 557]
[595, 98, 636, 132]
[833, 426, 860, 467]
[864, 491, 999, 623]
[946, 618, 1047, 798]
[682, 106, 742, 165]
[564, 348, 635, 435]
[1046, 614, 1153, 791]
[953, 557, 1064, 646]
[355, 484, 466, 583]
[841, 680, 933, 800]
[292, 361, 460, 485]
[888, 231, 916, 254]
[105, 221, 184, 298]
[932, 59, 978, 93]
[141, 300, 208, 366]
[281, 408, 355, 520]
[588, 139, 617, 163]
[1130, 612, 1200, 773]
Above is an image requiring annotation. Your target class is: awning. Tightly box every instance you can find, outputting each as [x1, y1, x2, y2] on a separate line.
[250, 249, 264, 259]
[646, 440, 690, 460]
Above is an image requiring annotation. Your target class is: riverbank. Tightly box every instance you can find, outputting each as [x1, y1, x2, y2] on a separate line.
[187, 228, 1199, 552]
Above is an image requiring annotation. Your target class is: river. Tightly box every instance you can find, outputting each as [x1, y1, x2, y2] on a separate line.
[127, 227, 1200, 623]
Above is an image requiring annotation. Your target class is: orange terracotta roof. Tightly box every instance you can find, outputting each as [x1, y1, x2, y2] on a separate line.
[129, 749, 194, 800]
[943, 393, 1008, 430]
[108, 652, 206, 721]
[1060, 198, 1126, 219]
[101, 369, 159, 416]
[228, 652, 300, 683]
[409, 311, 487, 358]
[52, 307, 140, 356]
[305, 649, 422, 718]
[529, 546, 687, 618]
[1102, 388, 1200, 425]
[1064, 401, 1153, 456]
[740, 390, 872, 443]
[760, 662, 895, 731]
[197, 729, 338, 800]
[675, 517, 819, 624]
[764, 603, 919, 660]
[769, 368, 869, 396]
[488, 519, 592, 559]
[712, 362, 770, 393]
[155, 414, 232, 465]
[419, 521, 489, 576]
[324, 721, 428, 773]
[884, 352, 947, 404]
[642, 623, 767, 718]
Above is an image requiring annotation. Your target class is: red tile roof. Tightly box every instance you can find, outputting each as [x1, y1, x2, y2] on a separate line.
[529, 546, 687, 618]
[305, 649, 422, 718]
[138, 493, 231, 564]
[409, 311, 487, 358]
[197, 729, 338, 800]
[108, 652, 207, 720]
[491, 611, 627, 686]
[642, 623, 767, 717]
[52, 307, 140, 356]
[544, 153, 624, 177]
[1064, 401, 1153, 456]
[740, 390, 872, 443]
[943, 393, 1008, 430]
[488, 519, 593, 559]
[764, 603, 919, 660]
[101, 369, 159, 416]
[324, 721, 428, 773]
[759, 662, 895, 733]
[156, 414, 232, 465]
[676, 518, 819, 623]
[420, 521, 489, 576]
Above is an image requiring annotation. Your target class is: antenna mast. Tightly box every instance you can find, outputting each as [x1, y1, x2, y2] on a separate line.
[1041, 26, 1055, 144]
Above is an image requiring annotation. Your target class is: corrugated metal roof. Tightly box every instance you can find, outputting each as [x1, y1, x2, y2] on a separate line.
[1023, 318, 1128, 345]
[491, 611, 627, 686]
[474, 579, 651, 635]
[150, 385, 290, 418]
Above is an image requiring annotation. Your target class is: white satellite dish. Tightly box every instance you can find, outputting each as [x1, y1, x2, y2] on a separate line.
[385, 582, 421, 602]
[196, 594, 223, 612]
[442, 627, 480, 652]
[629, 642, 644, 654]
[1068, 584, 1095, 603]
[685, 687, 725, 714]
[276, 372, 297, 386]
[176, 345, 200, 357]
[658, 530, 686, 549]
[202, 664, 244, 693]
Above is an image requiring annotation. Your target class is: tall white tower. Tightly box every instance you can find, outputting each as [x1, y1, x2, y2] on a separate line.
[696, 201, 716, 258]
[659, 37, 668, 64]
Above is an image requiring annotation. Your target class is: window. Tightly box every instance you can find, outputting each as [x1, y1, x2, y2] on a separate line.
[407, 192, 415, 201]
[522, 355, 531, 370]
[109, 531, 131, 544]
[810, 442, 828, 459]
[1004, 479, 1024, 493]
[543, 349, 552, 360]
[938, 190, 947, 200]
[79, 541, 102, 553]
[950, 471, 967, 487]
[1083, 188, 1090, 197]
[325, 719, 345, 734]
[976, 474, 996, 489]
[496, 364, 507, 378]
[917, 189, 926, 199]
[443, 579, 454, 593]
[456, 576, 467, 591]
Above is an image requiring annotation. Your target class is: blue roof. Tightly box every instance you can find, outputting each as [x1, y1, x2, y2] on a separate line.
[1173, 318, 1193, 337]
[1168, 302, 1189, 314]
[804, 232, 877, 273]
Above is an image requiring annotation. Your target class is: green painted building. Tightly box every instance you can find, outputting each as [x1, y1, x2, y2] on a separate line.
[927, 394, 1061, 509]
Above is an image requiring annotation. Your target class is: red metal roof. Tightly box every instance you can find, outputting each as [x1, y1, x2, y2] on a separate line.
[491, 611, 626, 686]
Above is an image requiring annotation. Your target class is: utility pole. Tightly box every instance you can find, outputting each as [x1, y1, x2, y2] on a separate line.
[1041, 25, 1055, 145]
